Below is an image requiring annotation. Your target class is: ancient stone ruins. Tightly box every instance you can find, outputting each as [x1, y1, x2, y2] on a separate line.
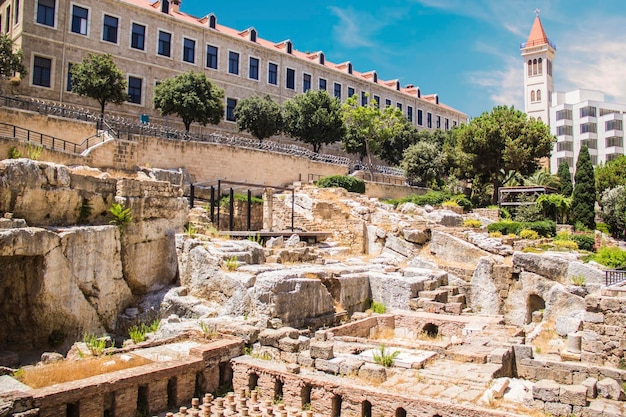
[1, 157, 625, 417]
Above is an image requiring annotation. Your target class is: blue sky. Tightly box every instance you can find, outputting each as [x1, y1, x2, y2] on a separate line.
[180, 0, 626, 119]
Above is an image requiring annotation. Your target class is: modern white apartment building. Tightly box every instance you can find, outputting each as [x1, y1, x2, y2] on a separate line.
[0, 0, 467, 133]
[550, 89, 626, 173]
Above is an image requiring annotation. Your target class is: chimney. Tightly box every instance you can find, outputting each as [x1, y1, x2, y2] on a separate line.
[171, 0, 181, 13]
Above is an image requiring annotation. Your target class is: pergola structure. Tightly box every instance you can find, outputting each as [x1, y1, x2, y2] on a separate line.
[498, 186, 558, 207]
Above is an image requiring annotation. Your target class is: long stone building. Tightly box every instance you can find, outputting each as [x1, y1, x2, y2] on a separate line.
[1, 0, 468, 133]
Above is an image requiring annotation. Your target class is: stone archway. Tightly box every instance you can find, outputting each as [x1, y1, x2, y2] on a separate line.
[526, 294, 545, 324]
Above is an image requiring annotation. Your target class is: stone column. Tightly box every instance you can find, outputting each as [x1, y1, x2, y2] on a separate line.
[567, 332, 582, 354]
[263, 188, 273, 231]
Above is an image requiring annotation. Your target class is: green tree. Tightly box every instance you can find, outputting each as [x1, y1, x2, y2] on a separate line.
[536, 194, 571, 224]
[342, 96, 405, 177]
[0, 34, 26, 79]
[401, 141, 446, 186]
[282, 90, 345, 153]
[557, 161, 573, 196]
[600, 186, 626, 238]
[71, 53, 128, 123]
[595, 155, 626, 197]
[154, 71, 224, 132]
[524, 169, 561, 189]
[571, 145, 596, 230]
[234, 95, 282, 142]
[453, 105, 555, 205]
[378, 120, 419, 166]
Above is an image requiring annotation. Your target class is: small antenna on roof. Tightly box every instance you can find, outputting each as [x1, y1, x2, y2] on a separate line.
[535, 8, 541, 16]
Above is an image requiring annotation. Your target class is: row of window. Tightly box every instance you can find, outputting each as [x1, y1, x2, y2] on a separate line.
[530, 89, 542, 103]
[527, 58, 552, 77]
[557, 107, 625, 121]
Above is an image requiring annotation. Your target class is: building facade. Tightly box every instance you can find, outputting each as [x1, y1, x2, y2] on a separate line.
[550, 89, 626, 173]
[1, 0, 467, 133]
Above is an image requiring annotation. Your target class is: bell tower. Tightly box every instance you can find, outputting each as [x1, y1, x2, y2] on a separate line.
[521, 10, 556, 125]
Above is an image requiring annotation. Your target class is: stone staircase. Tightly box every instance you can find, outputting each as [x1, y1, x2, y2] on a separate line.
[408, 273, 467, 315]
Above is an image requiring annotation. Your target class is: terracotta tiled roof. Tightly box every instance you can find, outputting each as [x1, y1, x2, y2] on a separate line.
[525, 15, 549, 47]
[119, 0, 466, 116]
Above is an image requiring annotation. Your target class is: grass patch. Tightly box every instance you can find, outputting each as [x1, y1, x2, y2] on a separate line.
[13, 354, 153, 388]
[370, 301, 386, 314]
[372, 343, 400, 367]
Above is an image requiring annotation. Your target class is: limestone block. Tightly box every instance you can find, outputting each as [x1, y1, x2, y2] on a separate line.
[383, 234, 418, 259]
[512, 252, 570, 283]
[533, 379, 560, 402]
[297, 351, 314, 368]
[369, 269, 446, 310]
[366, 225, 384, 255]
[584, 312, 605, 324]
[286, 364, 300, 374]
[429, 230, 490, 268]
[259, 328, 299, 348]
[358, 363, 387, 382]
[556, 311, 584, 337]
[465, 231, 513, 256]
[309, 342, 334, 360]
[559, 385, 588, 406]
[491, 378, 510, 398]
[513, 345, 534, 362]
[279, 351, 298, 364]
[543, 401, 572, 416]
[586, 398, 625, 417]
[339, 357, 365, 376]
[402, 228, 430, 245]
[580, 377, 598, 398]
[315, 358, 344, 375]
[298, 336, 310, 351]
[444, 303, 463, 315]
[278, 337, 301, 353]
[470, 257, 500, 315]
[597, 378, 626, 400]
[567, 261, 606, 286]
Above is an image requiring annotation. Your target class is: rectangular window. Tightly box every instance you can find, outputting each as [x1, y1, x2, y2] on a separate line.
[102, 15, 118, 43]
[600, 108, 620, 117]
[286, 68, 295, 89]
[396, 102, 403, 111]
[130, 23, 145, 50]
[385, 99, 391, 107]
[361, 91, 367, 106]
[445, 118, 449, 130]
[158, 30, 171, 57]
[183, 38, 195, 63]
[580, 123, 597, 134]
[606, 119, 623, 131]
[66, 63, 74, 91]
[347, 87, 355, 98]
[228, 51, 239, 75]
[33, 56, 51, 87]
[268, 62, 278, 85]
[555, 109, 572, 120]
[580, 106, 597, 118]
[436, 115, 441, 128]
[226, 98, 237, 121]
[556, 125, 573, 136]
[556, 141, 573, 152]
[319, 78, 327, 91]
[607, 153, 620, 162]
[407, 106, 413, 122]
[373, 95, 380, 107]
[206, 45, 218, 69]
[606, 136, 624, 148]
[248, 57, 259, 80]
[71, 5, 88, 35]
[5, 8, 9, 33]
[14, 0, 19, 25]
[427, 112, 432, 128]
[37, 0, 55, 27]
[581, 139, 597, 150]
[417, 110, 423, 126]
[333, 82, 341, 99]
[128, 76, 142, 104]
[303, 73, 311, 92]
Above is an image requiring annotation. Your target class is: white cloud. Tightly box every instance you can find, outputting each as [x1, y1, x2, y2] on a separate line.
[467, 57, 524, 111]
[328, 7, 375, 49]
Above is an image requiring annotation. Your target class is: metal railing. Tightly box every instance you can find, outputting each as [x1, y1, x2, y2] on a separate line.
[606, 269, 626, 286]
[0, 122, 107, 154]
[1, 95, 406, 174]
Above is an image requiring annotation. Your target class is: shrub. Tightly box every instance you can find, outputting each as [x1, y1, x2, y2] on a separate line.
[489, 231, 502, 238]
[463, 219, 481, 228]
[519, 229, 539, 240]
[387, 190, 452, 208]
[553, 240, 579, 251]
[596, 223, 610, 235]
[7, 146, 21, 159]
[316, 175, 365, 194]
[571, 234, 595, 252]
[225, 256, 239, 271]
[27, 144, 43, 160]
[83, 333, 107, 356]
[487, 220, 520, 236]
[593, 247, 626, 268]
[220, 193, 263, 208]
[371, 301, 386, 314]
[128, 325, 146, 343]
[109, 203, 133, 229]
[442, 200, 459, 207]
[525, 220, 556, 238]
[487, 220, 555, 238]
[452, 195, 472, 211]
[372, 343, 400, 367]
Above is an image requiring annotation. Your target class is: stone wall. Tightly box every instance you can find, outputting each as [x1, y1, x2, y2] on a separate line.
[1, 339, 243, 417]
[580, 291, 626, 367]
[0, 107, 97, 144]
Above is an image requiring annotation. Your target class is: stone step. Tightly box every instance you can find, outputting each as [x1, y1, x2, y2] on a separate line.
[422, 300, 446, 314]
[601, 286, 626, 298]
[418, 290, 448, 303]
[444, 302, 463, 315]
[439, 285, 459, 296]
[449, 294, 466, 305]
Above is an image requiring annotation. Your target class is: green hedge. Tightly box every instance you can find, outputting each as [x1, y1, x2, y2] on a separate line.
[316, 175, 366, 194]
[571, 234, 595, 252]
[487, 220, 556, 237]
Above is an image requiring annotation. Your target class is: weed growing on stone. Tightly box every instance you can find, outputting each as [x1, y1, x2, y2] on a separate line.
[128, 325, 146, 343]
[225, 256, 239, 271]
[184, 222, 198, 238]
[27, 143, 43, 160]
[109, 203, 133, 229]
[7, 146, 21, 158]
[570, 275, 586, 286]
[199, 321, 218, 340]
[83, 333, 107, 356]
[372, 343, 400, 367]
[247, 233, 263, 245]
[371, 301, 386, 314]
[463, 218, 481, 228]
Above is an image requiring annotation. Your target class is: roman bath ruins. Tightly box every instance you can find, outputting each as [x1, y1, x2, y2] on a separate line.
[0, 113, 625, 417]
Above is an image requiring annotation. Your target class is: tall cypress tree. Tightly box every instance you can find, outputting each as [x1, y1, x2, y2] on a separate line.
[571, 145, 596, 230]
[557, 161, 573, 196]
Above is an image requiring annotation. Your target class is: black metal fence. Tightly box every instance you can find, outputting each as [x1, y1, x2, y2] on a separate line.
[0, 122, 107, 154]
[605, 269, 626, 286]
